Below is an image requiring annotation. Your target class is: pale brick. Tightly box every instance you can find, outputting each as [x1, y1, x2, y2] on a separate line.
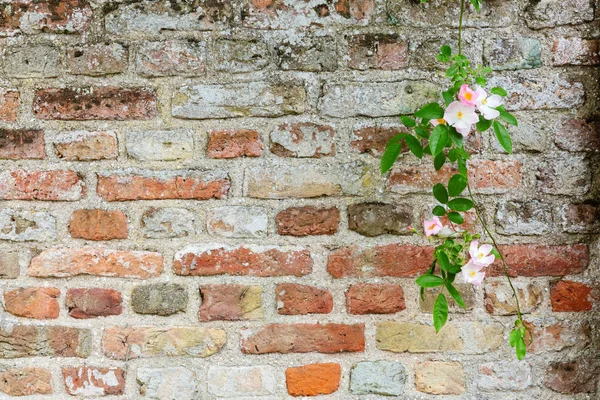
[526, 0, 594, 29]
[275, 35, 337, 71]
[136, 40, 206, 76]
[496, 200, 553, 235]
[555, 119, 600, 152]
[0, 325, 91, 358]
[490, 111, 548, 153]
[1, 45, 60, 78]
[483, 37, 542, 70]
[477, 361, 532, 391]
[137, 367, 198, 399]
[0, 209, 56, 241]
[557, 203, 600, 233]
[484, 281, 543, 315]
[62, 366, 125, 396]
[553, 38, 600, 66]
[54, 131, 118, 161]
[207, 366, 276, 398]
[348, 33, 408, 70]
[125, 130, 193, 161]
[0, 368, 52, 396]
[419, 284, 476, 313]
[132, 283, 188, 316]
[348, 202, 412, 236]
[270, 122, 335, 157]
[141, 208, 195, 238]
[536, 155, 590, 196]
[350, 361, 406, 396]
[527, 320, 591, 353]
[214, 39, 270, 72]
[67, 43, 127, 76]
[415, 362, 465, 395]
[0, 0, 92, 35]
[0, 250, 19, 278]
[206, 206, 267, 238]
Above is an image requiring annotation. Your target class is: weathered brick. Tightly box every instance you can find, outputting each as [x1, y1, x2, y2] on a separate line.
[241, 323, 365, 354]
[67, 43, 127, 75]
[527, 320, 591, 353]
[270, 122, 335, 157]
[105, 0, 233, 36]
[318, 81, 437, 117]
[125, 130, 193, 161]
[557, 203, 600, 233]
[206, 206, 267, 238]
[276, 36, 337, 71]
[327, 244, 433, 278]
[207, 366, 276, 398]
[419, 284, 476, 313]
[484, 281, 543, 315]
[102, 326, 226, 359]
[495, 200, 553, 235]
[0, 368, 52, 396]
[276, 283, 333, 315]
[0, 209, 56, 241]
[1, 45, 60, 78]
[0, 325, 91, 358]
[136, 40, 206, 76]
[544, 360, 600, 394]
[483, 37, 541, 70]
[54, 131, 118, 160]
[415, 362, 465, 395]
[554, 119, 600, 152]
[526, 0, 594, 29]
[33, 87, 157, 120]
[388, 160, 522, 194]
[536, 155, 590, 196]
[137, 367, 198, 399]
[0, 89, 19, 121]
[173, 82, 306, 119]
[0, 0, 92, 35]
[0, 129, 45, 159]
[477, 361, 532, 391]
[348, 202, 412, 236]
[490, 111, 549, 153]
[348, 33, 408, 70]
[0, 250, 19, 278]
[141, 207, 195, 238]
[199, 284, 262, 321]
[3, 287, 60, 319]
[553, 38, 600, 66]
[207, 129, 264, 158]
[29, 248, 163, 279]
[173, 244, 311, 277]
[0, 170, 85, 201]
[551, 280, 594, 312]
[276, 206, 339, 236]
[214, 39, 270, 72]
[286, 363, 341, 396]
[97, 170, 230, 201]
[66, 288, 123, 319]
[62, 366, 125, 396]
[351, 124, 405, 156]
[132, 283, 188, 316]
[346, 283, 405, 314]
[350, 361, 406, 396]
[70, 209, 128, 241]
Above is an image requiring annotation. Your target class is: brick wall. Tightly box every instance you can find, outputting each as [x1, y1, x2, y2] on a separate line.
[0, 0, 598, 398]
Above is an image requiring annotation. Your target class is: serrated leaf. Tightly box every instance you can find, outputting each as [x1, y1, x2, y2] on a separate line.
[433, 183, 448, 204]
[415, 103, 444, 120]
[498, 110, 518, 126]
[448, 198, 474, 211]
[380, 135, 404, 174]
[445, 282, 466, 308]
[400, 115, 416, 127]
[433, 293, 449, 333]
[416, 274, 445, 288]
[476, 115, 493, 132]
[430, 124, 448, 156]
[434, 151, 446, 171]
[437, 250, 450, 271]
[447, 211, 464, 224]
[448, 174, 467, 196]
[493, 120, 513, 153]
[432, 205, 446, 216]
[404, 135, 423, 159]
[415, 126, 430, 139]
[491, 87, 507, 97]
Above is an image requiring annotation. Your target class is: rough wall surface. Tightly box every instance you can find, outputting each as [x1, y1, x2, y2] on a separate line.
[0, 0, 599, 398]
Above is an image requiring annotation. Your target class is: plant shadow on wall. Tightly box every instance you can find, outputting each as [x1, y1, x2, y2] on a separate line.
[381, 0, 528, 360]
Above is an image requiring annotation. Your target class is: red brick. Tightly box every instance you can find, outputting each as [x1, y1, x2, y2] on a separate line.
[62, 366, 126, 396]
[346, 283, 405, 314]
[327, 244, 433, 278]
[276, 283, 333, 315]
[526, 320, 591, 353]
[334, 0, 374, 19]
[488, 244, 589, 277]
[199, 284, 262, 321]
[207, 129, 263, 158]
[66, 288, 123, 319]
[33, 87, 157, 120]
[552, 38, 600, 66]
[0, 325, 91, 358]
[70, 209, 128, 240]
[351, 125, 406, 156]
[0, 368, 52, 396]
[28, 247, 163, 279]
[545, 360, 600, 394]
[551, 280, 594, 312]
[0, 129, 45, 159]
[286, 363, 341, 396]
[276, 206, 339, 236]
[270, 122, 335, 157]
[348, 34, 408, 70]
[3, 287, 60, 319]
[0, 0, 92, 36]
[554, 118, 600, 152]
[241, 323, 365, 354]
[173, 244, 312, 277]
[0, 88, 19, 121]
[97, 171, 230, 201]
[55, 132, 118, 160]
[561, 203, 600, 232]
[0, 170, 85, 201]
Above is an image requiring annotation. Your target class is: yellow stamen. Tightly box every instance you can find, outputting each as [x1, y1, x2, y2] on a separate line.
[469, 270, 477, 277]
[464, 92, 472, 101]
[437, 119, 446, 125]
[482, 98, 488, 105]
[457, 111, 463, 119]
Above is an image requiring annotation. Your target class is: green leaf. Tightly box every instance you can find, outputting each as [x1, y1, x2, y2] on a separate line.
[470, 0, 480, 11]
[416, 274, 445, 288]
[445, 282, 466, 308]
[433, 293, 449, 333]
[493, 120, 513, 153]
[404, 135, 423, 159]
[442, 90, 454, 106]
[434, 151, 446, 171]
[498, 110, 518, 126]
[475, 76, 486, 86]
[449, 128, 464, 148]
[445, 64, 459, 77]
[490, 247, 501, 258]
[448, 174, 467, 196]
[437, 250, 450, 271]
[400, 115, 416, 127]
[509, 328, 521, 347]
[440, 45, 451, 56]
[432, 205, 446, 217]
[476, 115, 493, 132]
[380, 135, 404, 173]
[516, 336, 526, 360]
[448, 198, 474, 211]
[491, 87, 507, 97]
[448, 148, 458, 162]
[415, 103, 444, 120]
[447, 211, 464, 224]
[457, 157, 468, 177]
[454, 147, 470, 160]
[429, 124, 448, 156]
[415, 126, 430, 139]
[433, 183, 448, 204]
